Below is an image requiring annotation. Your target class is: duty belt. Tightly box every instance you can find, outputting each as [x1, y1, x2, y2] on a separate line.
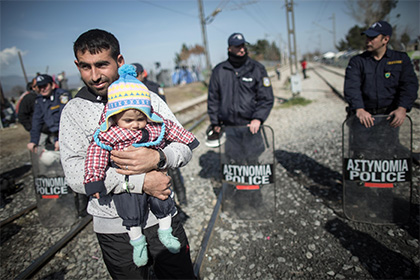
[365, 107, 391, 115]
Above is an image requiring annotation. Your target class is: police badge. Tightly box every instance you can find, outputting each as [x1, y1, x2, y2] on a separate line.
[263, 77, 271, 87]
[60, 94, 69, 104]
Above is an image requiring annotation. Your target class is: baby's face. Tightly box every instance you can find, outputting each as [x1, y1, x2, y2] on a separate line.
[114, 109, 147, 130]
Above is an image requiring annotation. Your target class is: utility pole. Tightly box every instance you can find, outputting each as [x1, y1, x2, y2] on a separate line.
[198, 0, 212, 73]
[285, 0, 298, 75]
[331, 13, 336, 49]
[285, 0, 301, 96]
[18, 51, 28, 85]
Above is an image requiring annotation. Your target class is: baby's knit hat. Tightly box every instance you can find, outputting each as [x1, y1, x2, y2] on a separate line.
[100, 64, 163, 132]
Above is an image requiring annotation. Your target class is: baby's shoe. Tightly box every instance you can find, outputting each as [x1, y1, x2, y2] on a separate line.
[158, 227, 181, 253]
[130, 235, 148, 266]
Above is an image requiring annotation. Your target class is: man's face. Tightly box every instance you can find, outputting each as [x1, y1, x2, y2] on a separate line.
[228, 44, 246, 56]
[74, 49, 124, 97]
[365, 34, 388, 52]
[38, 83, 53, 97]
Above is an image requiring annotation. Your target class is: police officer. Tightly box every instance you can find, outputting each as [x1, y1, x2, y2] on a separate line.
[344, 20, 418, 128]
[27, 74, 72, 152]
[132, 63, 166, 102]
[207, 32, 274, 139]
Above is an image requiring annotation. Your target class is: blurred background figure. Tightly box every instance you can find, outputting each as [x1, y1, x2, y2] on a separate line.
[16, 78, 39, 132]
[132, 63, 166, 102]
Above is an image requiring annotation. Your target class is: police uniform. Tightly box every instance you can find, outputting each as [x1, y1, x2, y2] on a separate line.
[344, 48, 418, 115]
[208, 56, 274, 163]
[30, 88, 71, 146]
[207, 57, 274, 127]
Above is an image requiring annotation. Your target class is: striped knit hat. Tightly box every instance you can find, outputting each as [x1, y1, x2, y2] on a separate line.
[100, 64, 163, 131]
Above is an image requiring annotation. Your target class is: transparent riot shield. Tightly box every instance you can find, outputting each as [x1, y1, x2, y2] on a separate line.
[219, 125, 276, 221]
[30, 145, 79, 228]
[342, 115, 412, 224]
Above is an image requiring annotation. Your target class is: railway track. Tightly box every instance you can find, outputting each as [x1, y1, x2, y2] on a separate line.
[0, 97, 210, 280]
[1, 65, 418, 279]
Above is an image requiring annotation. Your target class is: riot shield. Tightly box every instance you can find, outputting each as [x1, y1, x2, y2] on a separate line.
[30, 146, 79, 228]
[342, 115, 412, 224]
[219, 125, 276, 221]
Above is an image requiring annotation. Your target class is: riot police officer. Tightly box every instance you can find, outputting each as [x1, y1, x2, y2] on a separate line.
[27, 74, 71, 152]
[344, 21, 418, 128]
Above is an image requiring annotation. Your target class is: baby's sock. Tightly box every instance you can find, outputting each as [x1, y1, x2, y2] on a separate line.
[129, 230, 148, 267]
[158, 217, 181, 254]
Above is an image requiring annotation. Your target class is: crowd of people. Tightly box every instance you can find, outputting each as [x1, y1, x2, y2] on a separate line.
[1, 19, 418, 279]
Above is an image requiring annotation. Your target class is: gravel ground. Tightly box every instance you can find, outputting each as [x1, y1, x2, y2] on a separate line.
[0, 64, 419, 280]
[183, 65, 420, 280]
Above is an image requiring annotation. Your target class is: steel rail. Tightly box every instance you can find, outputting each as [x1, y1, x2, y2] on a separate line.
[14, 215, 92, 280]
[318, 64, 345, 77]
[184, 113, 208, 131]
[311, 67, 346, 102]
[193, 183, 225, 278]
[173, 99, 208, 115]
[0, 203, 37, 227]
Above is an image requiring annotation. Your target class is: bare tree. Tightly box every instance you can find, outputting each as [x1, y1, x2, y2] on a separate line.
[345, 0, 398, 26]
[174, 44, 206, 68]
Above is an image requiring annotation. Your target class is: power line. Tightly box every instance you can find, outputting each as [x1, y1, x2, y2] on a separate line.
[139, 0, 197, 18]
[231, 0, 272, 35]
[314, 0, 329, 23]
[226, 0, 258, 11]
[253, 1, 280, 35]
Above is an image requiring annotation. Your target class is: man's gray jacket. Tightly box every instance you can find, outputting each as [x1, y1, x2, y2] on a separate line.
[59, 86, 192, 234]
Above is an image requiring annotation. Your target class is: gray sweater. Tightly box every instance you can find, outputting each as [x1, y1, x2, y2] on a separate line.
[59, 87, 192, 234]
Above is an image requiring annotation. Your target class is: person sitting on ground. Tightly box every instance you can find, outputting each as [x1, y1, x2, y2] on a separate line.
[83, 64, 199, 267]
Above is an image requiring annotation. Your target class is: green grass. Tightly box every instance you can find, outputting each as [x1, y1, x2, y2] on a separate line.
[278, 96, 312, 108]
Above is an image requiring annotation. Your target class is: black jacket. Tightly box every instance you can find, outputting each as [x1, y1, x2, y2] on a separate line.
[17, 91, 37, 131]
[344, 48, 418, 112]
[143, 78, 166, 102]
[207, 57, 274, 126]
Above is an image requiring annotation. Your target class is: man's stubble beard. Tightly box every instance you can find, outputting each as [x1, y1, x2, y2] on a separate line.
[82, 78, 109, 98]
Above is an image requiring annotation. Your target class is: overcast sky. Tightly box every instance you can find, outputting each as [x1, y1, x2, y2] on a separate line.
[1, 0, 418, 79]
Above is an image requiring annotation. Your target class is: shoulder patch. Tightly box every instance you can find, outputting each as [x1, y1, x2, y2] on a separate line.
[60, 94, 69, 104]
[263, 77, 271, 87]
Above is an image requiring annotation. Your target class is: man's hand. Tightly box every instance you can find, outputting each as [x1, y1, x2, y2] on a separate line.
[356, 108, 375, 128]
[111, 146, 159, 175]
[387, 107, 406, 127]
[247, 119, 261, 134]
[54, 141, 60, 151]
[27, 142, 37, 153]
[143, 170, 172, 200]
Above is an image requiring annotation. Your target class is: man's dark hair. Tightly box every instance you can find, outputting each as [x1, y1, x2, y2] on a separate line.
[73, 29, 120, 61]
